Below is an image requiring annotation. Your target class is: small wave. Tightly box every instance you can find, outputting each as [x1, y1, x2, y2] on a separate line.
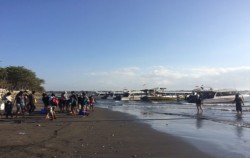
[219, 120, 250, 128]
[153, 111, 250, 129]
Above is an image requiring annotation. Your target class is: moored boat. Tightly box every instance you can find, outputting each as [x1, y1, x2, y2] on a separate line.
[186, 86, 249, 104]
[202, 89, 249, 104]
[114, 89, 146, 101]
[141, 95, 178, 101]
[140, 88, 190, 101]
[127, 90, 146, 101]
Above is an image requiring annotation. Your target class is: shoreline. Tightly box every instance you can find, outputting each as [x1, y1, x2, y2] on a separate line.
[0, 107, 212, 158]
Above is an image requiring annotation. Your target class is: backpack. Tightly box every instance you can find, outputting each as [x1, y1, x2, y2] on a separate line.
[51, 97, 59, 106]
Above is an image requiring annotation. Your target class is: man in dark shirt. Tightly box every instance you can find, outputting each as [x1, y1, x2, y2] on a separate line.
[28, 91, 36, 114]
[234, 94, 244, 114]
[196, 94, 203, 113]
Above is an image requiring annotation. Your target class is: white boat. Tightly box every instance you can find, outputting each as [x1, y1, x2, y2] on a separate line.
[141, 95, 178, 101]
[93, 91, 117, 100]
[93, 91, 108, 100]
[141, 88, 191, 101]
[104, 91, 117, 100]
[122, 90, 146, 101]
[201, 89, 249, 104]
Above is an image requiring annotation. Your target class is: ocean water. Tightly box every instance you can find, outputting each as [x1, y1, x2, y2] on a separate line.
[96, 98, 250, 158]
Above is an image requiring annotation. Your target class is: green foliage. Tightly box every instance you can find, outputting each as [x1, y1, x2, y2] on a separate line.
[0, 66, 45, 92]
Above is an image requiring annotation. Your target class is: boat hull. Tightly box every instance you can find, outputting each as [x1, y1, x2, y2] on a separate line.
[141, 96, 179, 101]
[202, 98, 234, 104]
[203, 94, 250, 104]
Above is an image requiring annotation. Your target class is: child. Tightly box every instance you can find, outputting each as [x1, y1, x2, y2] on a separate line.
[49, 93, 58, 120]
[89, 96, 95, 112]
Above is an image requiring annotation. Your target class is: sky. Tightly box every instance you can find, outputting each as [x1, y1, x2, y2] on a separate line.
[1, 0, 250, 91]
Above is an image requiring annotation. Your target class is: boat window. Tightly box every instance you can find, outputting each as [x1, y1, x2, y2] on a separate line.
[202, 92, 215, 99]
[216, 92, 222, 96]
[217, 91, 237, 96]
[207, 92, 215, 98]
[123, 92, 129, 97]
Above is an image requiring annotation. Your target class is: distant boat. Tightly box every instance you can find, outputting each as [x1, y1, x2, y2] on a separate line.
[120, 90, 146, 101]
[140, 88, 190, 101]
[93, 91, 108, 100]
[93, 91, 117, 100]
[141, 95, 178, 101]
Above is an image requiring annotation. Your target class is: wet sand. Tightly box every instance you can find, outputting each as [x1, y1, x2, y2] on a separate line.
[0, 107, 213, 158]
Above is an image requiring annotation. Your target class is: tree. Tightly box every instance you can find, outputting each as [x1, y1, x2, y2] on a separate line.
[0, 66, 45, 92]
[0, 68, 9, 89]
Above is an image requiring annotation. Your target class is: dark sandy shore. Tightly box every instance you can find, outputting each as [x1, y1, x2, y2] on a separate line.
[0, 106, 213, 158]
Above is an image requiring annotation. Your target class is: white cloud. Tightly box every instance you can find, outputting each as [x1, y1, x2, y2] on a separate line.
[55, 66, 250, 91]
[147, 66, 187, 79]
[91, 67, 140, 77]
[189, 66, 250, 78]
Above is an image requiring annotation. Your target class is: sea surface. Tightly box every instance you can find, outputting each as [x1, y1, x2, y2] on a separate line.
[96, 97, 250, 158]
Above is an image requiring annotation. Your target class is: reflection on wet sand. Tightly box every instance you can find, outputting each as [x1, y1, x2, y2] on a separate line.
[196, 113, 203, 129]
[235, 114, 243, 138]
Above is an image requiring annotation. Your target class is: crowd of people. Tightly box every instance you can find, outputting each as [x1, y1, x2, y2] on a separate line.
[0, 90, 245, 119]
[0, 90, 37, 118]
[0, 91, 95, 120]
[42, 91, 95, 120]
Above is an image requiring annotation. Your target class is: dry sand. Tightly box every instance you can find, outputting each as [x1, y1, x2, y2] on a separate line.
[0, 106, 213, 158]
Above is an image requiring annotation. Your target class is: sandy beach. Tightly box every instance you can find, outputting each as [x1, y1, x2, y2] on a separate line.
[0, 104, 213, 158]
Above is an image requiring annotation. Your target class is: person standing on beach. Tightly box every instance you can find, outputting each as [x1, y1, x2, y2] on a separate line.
[50, 93, 58, 120]
[42, 93, 51, 119]
[89, 95, 95, 112]
[28, 91, 36, 114]
[64, 91, 70, 112]
[233, 93, 244, 114]
[14, 91, 26, 117]
[23, 91, 29, 113]
[79, 92, 89, 114]
[196, 94, 203, 113]
[58, 92, 66, 113]
[3, 92, 13, 118]
[69, 91, 78, 115]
